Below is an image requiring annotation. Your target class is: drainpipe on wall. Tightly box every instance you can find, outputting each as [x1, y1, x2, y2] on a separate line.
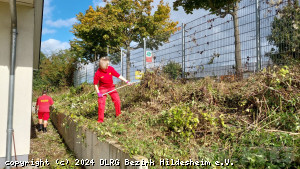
[6, 0, 18, 168]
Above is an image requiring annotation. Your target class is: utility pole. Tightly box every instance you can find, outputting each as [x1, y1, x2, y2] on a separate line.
[181, 23, 186, 78]
[143, 38, 146, 73]
[255, 0, 261, 71]
[121, 49, 123, 77]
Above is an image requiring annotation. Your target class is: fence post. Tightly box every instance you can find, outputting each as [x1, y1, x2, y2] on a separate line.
[256, 0, 261, 71]
[76, 70, 78, 86]
[121, 49, 123, 77]
[74, 69, 76, 87]
[85, 65, 87, 83]
[93, 61, 96, 81]
[144, 38, 146, 73]
[107, 45, 109, 57]
[182, 23, 186, 78]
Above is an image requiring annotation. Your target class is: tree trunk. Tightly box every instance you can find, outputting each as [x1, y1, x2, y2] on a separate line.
[232, 2, 243, 80]
[126, 46, 131, 80]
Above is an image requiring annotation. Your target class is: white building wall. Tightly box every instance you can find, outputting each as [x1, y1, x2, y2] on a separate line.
[0, 1, 34, 162]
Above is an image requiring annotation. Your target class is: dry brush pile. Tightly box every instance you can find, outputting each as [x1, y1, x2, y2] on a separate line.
[51, 64, 300, 168]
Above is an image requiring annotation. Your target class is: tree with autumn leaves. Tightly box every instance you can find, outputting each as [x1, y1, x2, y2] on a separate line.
[71, 0, 179, 80]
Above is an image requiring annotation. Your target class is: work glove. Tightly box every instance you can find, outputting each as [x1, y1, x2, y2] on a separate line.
[126, 81, 133, 86]
[97, 93, 103, 98]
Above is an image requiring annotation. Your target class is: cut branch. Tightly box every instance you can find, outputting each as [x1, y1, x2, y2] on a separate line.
[264, 129, 300, 136]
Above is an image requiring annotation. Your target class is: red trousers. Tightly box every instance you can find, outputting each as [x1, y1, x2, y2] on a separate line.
[97, 86, 121, 123]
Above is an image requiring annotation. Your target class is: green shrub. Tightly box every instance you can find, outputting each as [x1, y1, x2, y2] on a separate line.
[69, 85, 84, 95]
[162, 61, 182, 79]
[214, 130, 299, 168]
[267, 2, 300, 64]
[161, 103, 199, 140]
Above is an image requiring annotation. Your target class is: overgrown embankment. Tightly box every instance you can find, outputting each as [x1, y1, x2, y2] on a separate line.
[51, 64, 300, 168]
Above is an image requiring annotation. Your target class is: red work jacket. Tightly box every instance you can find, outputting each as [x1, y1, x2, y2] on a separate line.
[93, 66, 120, 88]
[36, 95, 54, 112]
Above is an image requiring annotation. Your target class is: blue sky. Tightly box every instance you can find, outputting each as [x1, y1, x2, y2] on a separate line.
[41, 0, 106, 55]
[41, 0, 208, 56]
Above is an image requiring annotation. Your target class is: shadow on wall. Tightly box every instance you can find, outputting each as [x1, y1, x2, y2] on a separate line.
[30, 115, 37, 139]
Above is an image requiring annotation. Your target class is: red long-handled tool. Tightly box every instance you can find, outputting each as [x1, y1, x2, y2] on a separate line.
[102, 81, 139, 96]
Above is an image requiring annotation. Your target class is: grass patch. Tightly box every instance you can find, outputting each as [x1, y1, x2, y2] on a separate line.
[29, 113, 81, 169]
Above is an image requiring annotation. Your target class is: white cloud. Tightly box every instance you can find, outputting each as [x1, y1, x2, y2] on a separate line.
[93, 0, 106, 8]
[45, 17, 77, 28]
[41, 39, 70, 56]
[43, 0, 54, 20]
[42, 28, 56, 35]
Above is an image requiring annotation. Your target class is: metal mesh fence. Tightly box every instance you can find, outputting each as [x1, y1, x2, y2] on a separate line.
[74, 0, 299, 86]
[73, 61, 123, 86]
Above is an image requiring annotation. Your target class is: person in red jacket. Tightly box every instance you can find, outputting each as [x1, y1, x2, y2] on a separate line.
[94, 57, 132, 123]
[35, 90, 54, 132]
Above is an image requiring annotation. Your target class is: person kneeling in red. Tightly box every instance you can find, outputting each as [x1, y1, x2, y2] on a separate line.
[35, 90, 54, 132]
[93, 57, 132, 123]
